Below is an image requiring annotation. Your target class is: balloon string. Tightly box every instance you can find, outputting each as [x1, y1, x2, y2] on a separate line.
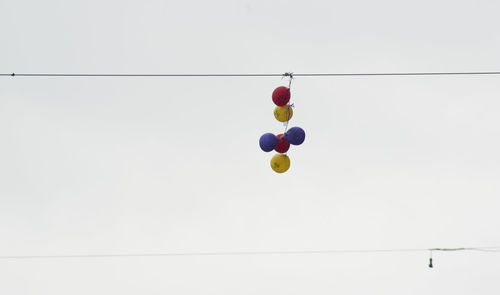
[284, 72, 294, 91]
[283, 73, 294, 152]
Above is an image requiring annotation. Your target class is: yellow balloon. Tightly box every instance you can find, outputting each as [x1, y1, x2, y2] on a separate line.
[273, 105, 293, 122]
[270, 154, 290, 173]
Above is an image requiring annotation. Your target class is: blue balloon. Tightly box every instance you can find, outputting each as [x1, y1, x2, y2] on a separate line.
[259, 133, 278, 152]
[285, 127, 305, 145]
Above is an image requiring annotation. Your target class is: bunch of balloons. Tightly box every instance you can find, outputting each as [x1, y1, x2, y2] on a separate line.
[259, 86, 306, 173]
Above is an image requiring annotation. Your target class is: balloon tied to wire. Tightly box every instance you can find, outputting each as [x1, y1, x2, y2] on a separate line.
[259, 73, 306, 173]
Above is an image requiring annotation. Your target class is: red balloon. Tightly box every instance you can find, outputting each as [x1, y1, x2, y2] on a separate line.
[272, 86, 290, 106]
[274, 134, 290, 153]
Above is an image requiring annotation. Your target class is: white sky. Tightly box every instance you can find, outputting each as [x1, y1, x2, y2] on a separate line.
[1, 0, 500, 294]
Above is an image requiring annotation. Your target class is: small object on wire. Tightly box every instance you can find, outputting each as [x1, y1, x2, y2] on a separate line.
[429, 250, 433, 268]
[283, 72, 294, 88]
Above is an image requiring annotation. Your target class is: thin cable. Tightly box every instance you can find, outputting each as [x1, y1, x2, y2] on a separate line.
[3, 73, 285, 77]
[459, 248, 500, 252]
[0, 249, 429, 260]
[294, 71, 500, 77]
[2, 71, 500, 77]
[1, 247, 499, 260]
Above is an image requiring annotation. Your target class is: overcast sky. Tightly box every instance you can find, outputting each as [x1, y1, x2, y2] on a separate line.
[1, 0, 500, 294]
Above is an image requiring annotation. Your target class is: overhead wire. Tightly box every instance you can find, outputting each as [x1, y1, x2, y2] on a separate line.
[1, 247, 499, 260]
[2, 71, 500, 77]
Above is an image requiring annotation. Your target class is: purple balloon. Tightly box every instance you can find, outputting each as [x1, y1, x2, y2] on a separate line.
[259, 133, 278, 152]
[285, 127, 305, 145]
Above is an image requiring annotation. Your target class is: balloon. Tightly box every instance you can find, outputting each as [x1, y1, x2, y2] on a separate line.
[270, 154, 290, 173]
[272, 86, 291, 106]
[274, 134, 290, 153]
[259, 133, 278, 152]
[273, 105, 293, 122]
[285, 127, 306, 145]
